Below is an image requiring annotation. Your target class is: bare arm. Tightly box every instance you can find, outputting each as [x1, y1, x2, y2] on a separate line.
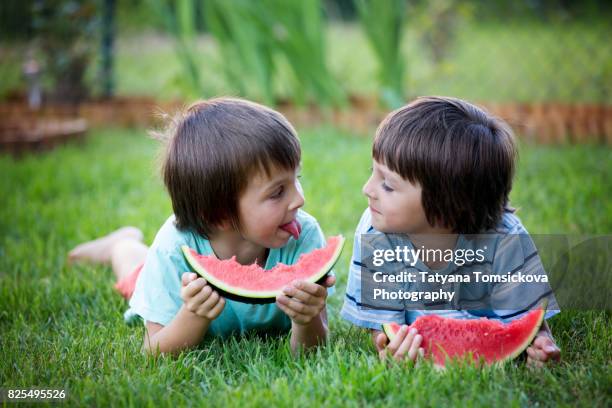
[142, 306, 211, 356]
[141, 272, 225, 356]
[289, 307, 328, 352]
[276, 276, 335, 355]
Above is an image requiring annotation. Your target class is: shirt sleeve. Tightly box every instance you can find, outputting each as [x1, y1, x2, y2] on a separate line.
[489, 229, 561, 322]
[340, 209, 405, 330]
[126, 245, 187, 326]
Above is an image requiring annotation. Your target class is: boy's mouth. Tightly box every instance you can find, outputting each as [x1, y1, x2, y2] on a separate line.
[279, 219, 301, 240]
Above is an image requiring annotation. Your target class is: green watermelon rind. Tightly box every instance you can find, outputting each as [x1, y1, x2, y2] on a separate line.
[381, 299, 547, 367]
[181, 235, 345, 302]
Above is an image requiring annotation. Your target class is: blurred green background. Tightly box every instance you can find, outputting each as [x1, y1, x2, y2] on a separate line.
[1, 0, 610, 106]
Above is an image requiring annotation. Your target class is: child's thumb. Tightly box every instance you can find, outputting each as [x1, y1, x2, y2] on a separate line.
[323, 275, 336, 287]
[181, 272, 197, 286]
[375, 332, 388, 351]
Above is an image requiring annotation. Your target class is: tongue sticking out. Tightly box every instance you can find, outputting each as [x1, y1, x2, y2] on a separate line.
[280, 219, 301, 240]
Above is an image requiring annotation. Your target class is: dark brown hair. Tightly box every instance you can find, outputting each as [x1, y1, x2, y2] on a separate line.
[373, 96, 517, 234]
[160, 97, 300, 237]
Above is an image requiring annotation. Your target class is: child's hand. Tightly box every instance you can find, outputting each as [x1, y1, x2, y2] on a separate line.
[276, 275, 335, 325]
[374, 326, 424, 362]
[526, 334, 561, 368]
[180, 272, 225, 321]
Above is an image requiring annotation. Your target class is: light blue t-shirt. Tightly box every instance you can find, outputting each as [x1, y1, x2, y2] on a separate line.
[341, 208, 560, 330]
[125, 209, 333, 338]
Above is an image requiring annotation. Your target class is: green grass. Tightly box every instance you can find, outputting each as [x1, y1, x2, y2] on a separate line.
[1, 20, 610, 103]
[1, 128, 611, 406]
[93, 21, 612, 103]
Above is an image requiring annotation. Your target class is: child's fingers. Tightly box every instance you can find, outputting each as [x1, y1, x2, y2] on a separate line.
[182, 277, 207, 297]
[526, 346, 547, 362]
[540, 345, 561, 361]
[533, 335, 555, 350]
[285, 300, 321, 322]
[526, 346, 538, 360]
[199, 290, 220, 311]
[321, 275, 336, 288]
[386, 325, 409, 355]
[548, 347, 561, 361]
[277, 294, 319, 317]
[282, 286, 324, 305]
[191, 285, 213, 303]
[393, 328, 418, 361]
[206, 297, 225, 319]
[185, 287, 210, 313]
[290, 280, 327, 298]
[533, 336, 560, 359]
[181, 272, 198, 287]
[375, 333, 388, 353]
[413, 347, 426, 367]
[275, 300, 296, 319]
[407, 334, 423, 361]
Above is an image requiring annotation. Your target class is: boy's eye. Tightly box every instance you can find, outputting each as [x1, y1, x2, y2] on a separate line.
[271, 186, 285, 199]
[382, 181, 394, 192]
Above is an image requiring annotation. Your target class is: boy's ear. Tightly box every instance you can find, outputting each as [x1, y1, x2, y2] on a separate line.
[216, 217, 243, 233]
[215, 219, 232, 232]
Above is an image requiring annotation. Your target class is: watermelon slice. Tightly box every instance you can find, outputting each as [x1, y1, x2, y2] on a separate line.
[382, 302, 547, 367]
[181, 235, 345, 303]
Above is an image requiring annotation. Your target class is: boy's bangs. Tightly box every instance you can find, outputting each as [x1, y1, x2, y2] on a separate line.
[247, 132, 301, 179]
[372, 127, 427, 185]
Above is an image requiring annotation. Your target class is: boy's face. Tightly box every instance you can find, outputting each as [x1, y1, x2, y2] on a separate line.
[237, 165, 305, 248]
[362, 160, 432, 234]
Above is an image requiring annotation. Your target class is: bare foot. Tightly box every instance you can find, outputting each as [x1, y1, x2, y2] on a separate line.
[68, 226, 144, 265]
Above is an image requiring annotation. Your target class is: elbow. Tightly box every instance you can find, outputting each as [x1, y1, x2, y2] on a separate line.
[289, 336, 326, 357]
[290, 326, 329, 356]
[141, 341, 159, 356]
[141, 334, 165, 357]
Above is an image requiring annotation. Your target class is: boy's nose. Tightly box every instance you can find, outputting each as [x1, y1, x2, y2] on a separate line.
[362, 176, 376, 199]
[290, 180, 305, 210]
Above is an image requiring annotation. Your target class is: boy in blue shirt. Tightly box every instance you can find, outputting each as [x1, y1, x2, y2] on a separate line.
[69, 98, 335, 355]
[341, 96, 561, 367]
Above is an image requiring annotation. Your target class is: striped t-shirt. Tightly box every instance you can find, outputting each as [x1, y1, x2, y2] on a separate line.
[340, 208, 560, 330]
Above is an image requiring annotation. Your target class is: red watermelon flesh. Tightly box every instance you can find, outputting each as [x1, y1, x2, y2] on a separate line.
[382, 305, 546, 367]
[181, 235, 344, 303]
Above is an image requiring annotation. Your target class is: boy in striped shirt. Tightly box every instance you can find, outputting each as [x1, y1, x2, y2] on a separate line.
[340, 96, 561, 367]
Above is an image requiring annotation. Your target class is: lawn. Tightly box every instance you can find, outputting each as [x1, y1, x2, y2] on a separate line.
[0, 127, 610, 406]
